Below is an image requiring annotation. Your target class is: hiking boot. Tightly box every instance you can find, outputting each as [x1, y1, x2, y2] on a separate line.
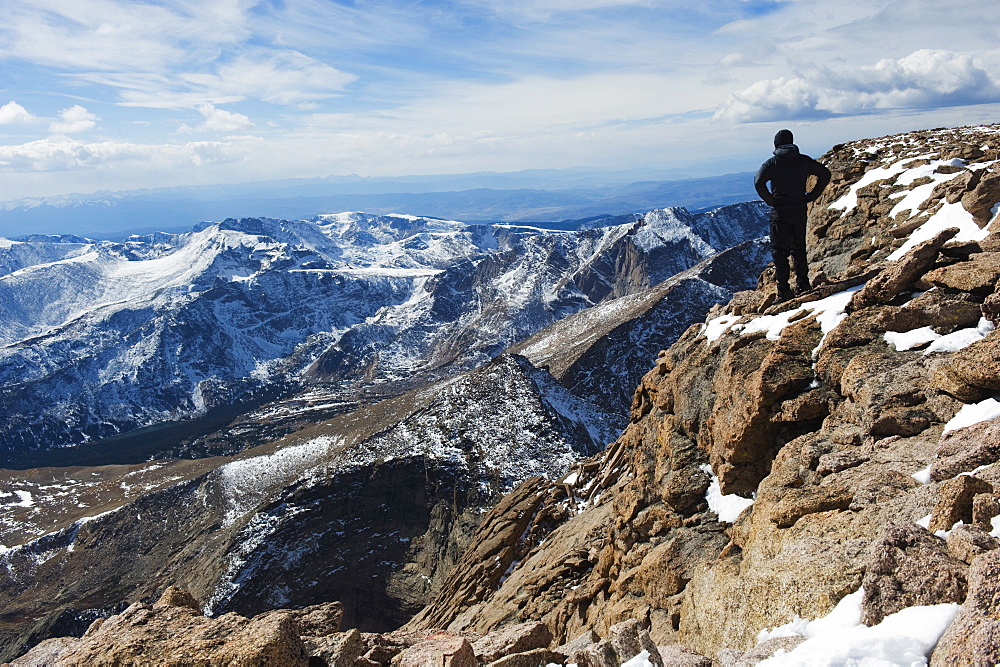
[795, 278, 812, 295]
[775, 283, 794, 303]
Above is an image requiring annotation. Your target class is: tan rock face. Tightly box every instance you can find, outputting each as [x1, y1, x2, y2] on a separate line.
[860, 524, 968, 626]
[931, 549, 1000, 665]
[930, 331, 1000, 401]
[925, 251, 1000, 293]
[395, 633, 478, 667]
[14, 588, 312, 666]
[930, 475, 994, 532]
[946, 524, 1000, 565]
[401, 124, 1000, 661]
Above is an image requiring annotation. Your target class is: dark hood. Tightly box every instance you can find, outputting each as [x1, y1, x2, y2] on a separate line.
[773, 144, 800, 159]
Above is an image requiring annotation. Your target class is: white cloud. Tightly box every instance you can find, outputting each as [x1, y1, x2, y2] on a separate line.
[0, 101, 35, 124]
[715, 49, 1000, 122]
[195, 104, 255, 133]
[0, 136, 256, 172]
[49, 105, 100, 134]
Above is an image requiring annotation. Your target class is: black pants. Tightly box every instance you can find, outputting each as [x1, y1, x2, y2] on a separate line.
[769, 206, 809, 288]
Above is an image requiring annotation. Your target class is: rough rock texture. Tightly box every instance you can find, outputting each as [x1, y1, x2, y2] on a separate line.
[307, 628, 364, 667]
[12, 588, 312, 666]
[946, 524, 1000, 565]
[721, 636, 807, 666]
[574, 639, 619, 667]
[407, 124, 1000, 660]
[471, 621, 552, 663]
[930, 475, 994, 532]
[395, 633, 477, 667]
[931, 549, 1000, 665]
[655, 644, 713, 667]
[486, 647, 554, 667]
[552, 630, 600, 662]
[931, 331, 1000, 401]
[860, 524, 969, 626]
[932, 419, 1000, 481]
[608, 619, 663, 666]
[847, 227, 959, 312]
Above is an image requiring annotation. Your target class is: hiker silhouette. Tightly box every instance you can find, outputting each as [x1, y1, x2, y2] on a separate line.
[754, 129, 831, 301]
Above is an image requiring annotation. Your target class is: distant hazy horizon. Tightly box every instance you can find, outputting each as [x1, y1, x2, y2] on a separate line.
[0, 168, 758, 239]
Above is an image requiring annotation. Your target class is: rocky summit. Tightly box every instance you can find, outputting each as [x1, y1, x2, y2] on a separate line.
[404, 124, 1000, 664]
[6, 123, 1000, 665]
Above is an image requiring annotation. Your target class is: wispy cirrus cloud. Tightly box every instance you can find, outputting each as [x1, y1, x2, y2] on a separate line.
[0, 0, 250, 73]
[78, 50, 358, 110]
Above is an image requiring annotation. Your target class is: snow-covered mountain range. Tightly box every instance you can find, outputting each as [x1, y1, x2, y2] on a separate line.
[0, 200, 771, 656]
[0, 204, 767, 464]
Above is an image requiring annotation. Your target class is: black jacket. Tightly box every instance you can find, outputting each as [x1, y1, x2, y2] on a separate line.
[754, 144, 831, 209]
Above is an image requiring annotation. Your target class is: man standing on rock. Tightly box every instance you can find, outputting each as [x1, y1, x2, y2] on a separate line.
[754, 129, 831, 301]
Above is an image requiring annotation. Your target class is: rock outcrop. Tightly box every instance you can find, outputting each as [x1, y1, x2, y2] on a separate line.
[405, 124, 1000, 660]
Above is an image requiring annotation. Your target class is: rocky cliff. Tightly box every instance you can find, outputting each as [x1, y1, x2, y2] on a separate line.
[405, 124, 1000, 663]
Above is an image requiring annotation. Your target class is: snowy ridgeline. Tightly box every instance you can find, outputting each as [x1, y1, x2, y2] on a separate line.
[0, 205, 768, 452]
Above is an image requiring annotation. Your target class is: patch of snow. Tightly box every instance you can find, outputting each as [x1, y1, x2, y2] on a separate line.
[888, 159, 968, 220]
[699, 464, 754, 523]
[216, 435, 342, 525]
[828, 160, 914, 214]
[887, 201, 990, 261]
[943, 397, 1000, 434]
[0, 238, 22, 248]
[706, 288, 859, 364]
[2, 490, 35, 508]
[884, 327, 940, 351]
[915, 514, 932, 529]
[934, 520, 963, 540]
[991, 514, 1000, 539]
[756, 587, 959, 667]
[911, 465, 932, 485]
[703, 314, 742, 342]
[923, 318, 994, 355]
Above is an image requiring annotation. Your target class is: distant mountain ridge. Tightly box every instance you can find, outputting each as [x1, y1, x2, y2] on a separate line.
[0, 171, 756, 238]
[0, 200, 771, 658]
[0, 203, 768, 465]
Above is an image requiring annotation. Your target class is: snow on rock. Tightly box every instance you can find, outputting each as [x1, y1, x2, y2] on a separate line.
[700, 464, 754, 523]
[828, 156, 930, 215]
[923, 317, 995, 355]
[888, 201, 991, 262]
[756, 588, 959, 667]
[943, 398, 1000, 434]
[216, 435, 343, 526]
[705, 287, 859, 354]
[884, 326, 941, 351]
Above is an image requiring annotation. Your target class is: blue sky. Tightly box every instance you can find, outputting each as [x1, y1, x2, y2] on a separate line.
[1, 0, 1000, 200]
